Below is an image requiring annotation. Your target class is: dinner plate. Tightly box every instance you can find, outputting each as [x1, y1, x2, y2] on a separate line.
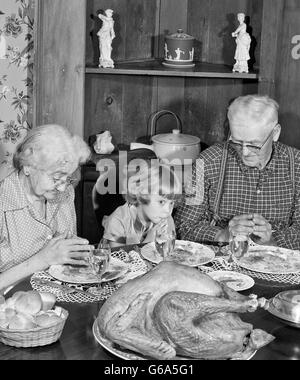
[48, 257, 129, 284]
[207, 271, 255, 292]
[92, 320, 257, 360]
[140, 240, 215, 267]
[233, 245, 300, 274]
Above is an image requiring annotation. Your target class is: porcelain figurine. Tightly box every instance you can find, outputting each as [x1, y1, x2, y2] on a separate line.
[0, 30, 7, 59]
[98, 9, 115, 68]
[232, 13, 251, 73]
[94, 131, 115, 154]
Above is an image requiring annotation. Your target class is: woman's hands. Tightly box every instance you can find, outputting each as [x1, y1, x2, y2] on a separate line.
[38, 232, 93, 270]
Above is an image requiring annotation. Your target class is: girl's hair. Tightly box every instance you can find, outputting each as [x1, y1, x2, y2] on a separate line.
[13, 124, 91, 173]
[125, 161, 182, 206]
[228, 95, 279, 126]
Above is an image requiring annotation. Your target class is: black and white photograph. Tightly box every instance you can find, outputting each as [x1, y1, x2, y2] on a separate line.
[1, 0, 300, 363]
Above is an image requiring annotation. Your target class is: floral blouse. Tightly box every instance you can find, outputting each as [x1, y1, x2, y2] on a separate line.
[0, 170, 77, 272]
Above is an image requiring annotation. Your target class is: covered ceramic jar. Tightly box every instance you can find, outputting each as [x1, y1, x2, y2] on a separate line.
[163, 29, 195, 68]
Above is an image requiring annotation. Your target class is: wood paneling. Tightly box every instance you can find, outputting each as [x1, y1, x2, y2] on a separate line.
[188, 0, 262, 66]
[85, 74, 154, 145]
[184, 78, 258, 147]
[274, 0, 300, 149]
[84, 74, 123, 142]
[122, 76, 154, 144]
[84, 0, 261, 146]
[36, 0, 263, 145]
[258, 0, 284, 96]
[35, 0, 86, 137]
[86, 0, 158, 64]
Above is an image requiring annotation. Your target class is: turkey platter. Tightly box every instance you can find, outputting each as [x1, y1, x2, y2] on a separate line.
[97, 262, 274, 360]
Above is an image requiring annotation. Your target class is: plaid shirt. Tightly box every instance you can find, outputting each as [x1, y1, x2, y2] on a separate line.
[174, 142, 300, 250]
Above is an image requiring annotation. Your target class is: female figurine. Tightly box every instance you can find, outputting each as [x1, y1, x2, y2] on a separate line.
[97, 9, 115, 68]
[232, 13, 251, 73]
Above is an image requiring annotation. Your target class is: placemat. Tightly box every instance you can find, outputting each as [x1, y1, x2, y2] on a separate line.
[30, 249, 148, 303]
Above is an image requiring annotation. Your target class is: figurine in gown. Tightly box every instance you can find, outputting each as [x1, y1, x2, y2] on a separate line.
[97, 9, 115, 68]
[232, 13, 251, 73]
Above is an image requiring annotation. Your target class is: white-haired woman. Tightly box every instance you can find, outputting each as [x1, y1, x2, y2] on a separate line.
[0, 124, 93, 292]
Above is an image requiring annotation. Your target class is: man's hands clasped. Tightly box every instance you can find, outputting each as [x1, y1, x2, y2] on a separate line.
[217, 214, 274, 245]
[229, 214, 273, 244]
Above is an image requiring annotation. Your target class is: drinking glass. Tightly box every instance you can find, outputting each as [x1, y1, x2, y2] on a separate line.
[89, 239, 111, 279]
[155, 226, 176, 261]
[228, 232, 249, 262]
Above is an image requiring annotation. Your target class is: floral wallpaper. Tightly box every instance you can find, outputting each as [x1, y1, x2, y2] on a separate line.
[0, 0, 34, 180]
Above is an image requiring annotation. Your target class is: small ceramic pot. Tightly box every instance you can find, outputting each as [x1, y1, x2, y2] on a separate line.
[163, 29, 195, 68]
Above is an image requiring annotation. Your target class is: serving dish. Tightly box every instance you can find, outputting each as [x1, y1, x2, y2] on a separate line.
[267, 290, 300, 328]
[92, 320, 257, 360]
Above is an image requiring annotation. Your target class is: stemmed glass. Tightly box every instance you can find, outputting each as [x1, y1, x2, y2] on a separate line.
[228, 232, 249, 263]
[89, 238, 111, 280]
[155, 225, 176, 261]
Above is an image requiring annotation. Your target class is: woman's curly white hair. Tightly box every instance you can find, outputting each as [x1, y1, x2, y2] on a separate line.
[13, 124, 91, 173]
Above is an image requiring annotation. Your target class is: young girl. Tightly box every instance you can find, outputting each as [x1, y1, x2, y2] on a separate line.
[103, 162, 182, 248]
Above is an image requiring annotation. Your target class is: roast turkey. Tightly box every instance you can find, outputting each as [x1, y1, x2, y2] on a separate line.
[98, 261, 274, 360]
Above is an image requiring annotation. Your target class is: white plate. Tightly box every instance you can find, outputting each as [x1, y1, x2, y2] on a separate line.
[92, 320, 257, 360]
[140, 240, 215, 267]
[207, 271, 255, 292]
[233, 245, 300, 274]
[49, 257, 128, 284]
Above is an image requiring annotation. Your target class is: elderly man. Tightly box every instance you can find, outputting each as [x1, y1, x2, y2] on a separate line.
[175, 95, 300, 250]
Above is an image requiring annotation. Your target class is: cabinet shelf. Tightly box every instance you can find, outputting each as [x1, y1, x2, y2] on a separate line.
[85, 59, 259, 80]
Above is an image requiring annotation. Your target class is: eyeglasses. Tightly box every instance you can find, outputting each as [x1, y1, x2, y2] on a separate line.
[50, 175, 78, 187]
[44, 170, 79, 187]
[229, 125, 278, 154]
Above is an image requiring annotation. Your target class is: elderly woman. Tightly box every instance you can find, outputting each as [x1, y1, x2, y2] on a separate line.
[0, 124, 93, 292]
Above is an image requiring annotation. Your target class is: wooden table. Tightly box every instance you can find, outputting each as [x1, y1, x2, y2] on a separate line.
[1, 262, 300, 360]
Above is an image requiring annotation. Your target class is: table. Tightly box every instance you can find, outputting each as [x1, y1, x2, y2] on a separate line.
[1, 257, 300, 360]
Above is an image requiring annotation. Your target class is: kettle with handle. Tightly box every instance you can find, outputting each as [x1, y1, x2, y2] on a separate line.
[130, 110, 201, 164]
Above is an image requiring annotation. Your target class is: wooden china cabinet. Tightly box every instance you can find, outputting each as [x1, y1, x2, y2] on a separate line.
[34, 0, 286, 242]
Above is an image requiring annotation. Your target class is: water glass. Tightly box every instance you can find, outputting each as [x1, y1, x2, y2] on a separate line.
[228, 232, 249, 260]
[89, 239, 111, 278]
[155, 227, 176, 261]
